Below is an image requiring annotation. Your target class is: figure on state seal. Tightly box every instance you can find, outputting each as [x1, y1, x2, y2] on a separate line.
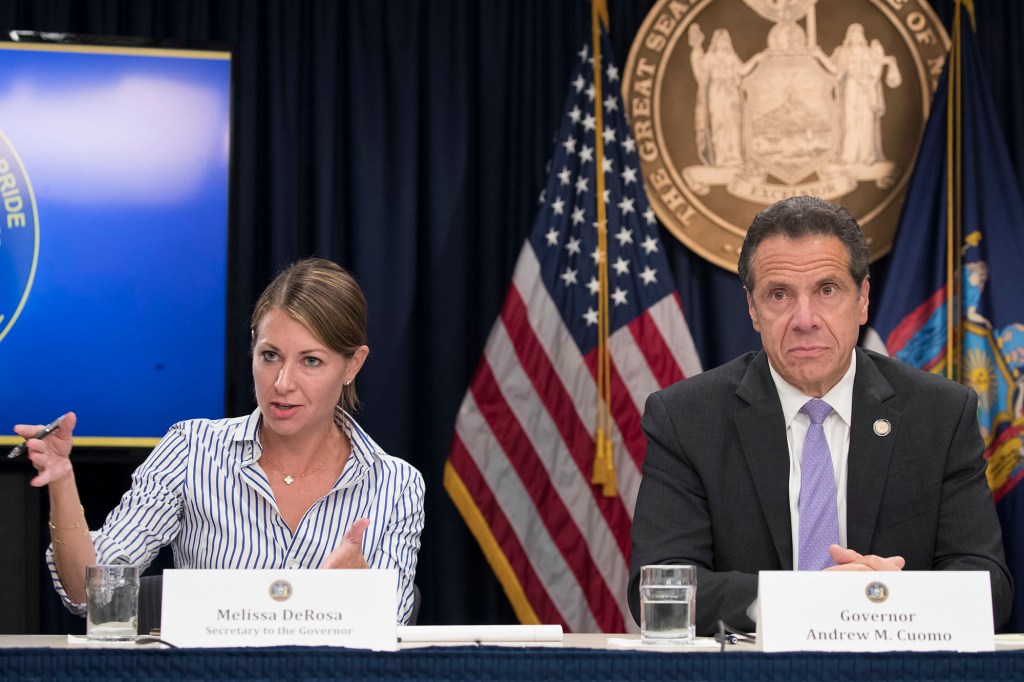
[831, 23, 902, 167]
[689, 25, 752, 168]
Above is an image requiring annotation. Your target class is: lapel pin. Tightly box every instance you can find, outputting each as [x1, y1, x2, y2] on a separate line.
[873, 419, 892, 437]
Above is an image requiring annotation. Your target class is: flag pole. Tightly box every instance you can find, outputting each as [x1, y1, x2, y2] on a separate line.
[590, 0, 617, 497]
[945, 0, 962, 381]
[953, 0, 975, 384]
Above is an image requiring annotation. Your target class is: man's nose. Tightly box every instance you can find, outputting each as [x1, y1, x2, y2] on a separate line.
[791, 296, 819, 329]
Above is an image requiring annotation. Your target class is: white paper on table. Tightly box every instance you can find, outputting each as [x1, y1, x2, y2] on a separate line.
[607, 636, 720, 650]
[397, 624, 563, 642]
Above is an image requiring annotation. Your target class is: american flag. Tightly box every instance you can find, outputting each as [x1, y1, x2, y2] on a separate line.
[444, 28, 702, 632]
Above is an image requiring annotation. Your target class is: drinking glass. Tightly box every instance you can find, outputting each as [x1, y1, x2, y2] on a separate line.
[85, 564, 139, 640]
[639, 564, 696, 644]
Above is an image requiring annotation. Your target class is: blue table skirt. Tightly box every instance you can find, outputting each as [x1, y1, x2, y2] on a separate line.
[3, 646, 1024, 681]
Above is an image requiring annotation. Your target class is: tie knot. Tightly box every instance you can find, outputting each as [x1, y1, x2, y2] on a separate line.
[801, 398, 833, 425]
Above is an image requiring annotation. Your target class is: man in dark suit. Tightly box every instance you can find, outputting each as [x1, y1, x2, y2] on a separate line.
[628, 196, 1012, 636]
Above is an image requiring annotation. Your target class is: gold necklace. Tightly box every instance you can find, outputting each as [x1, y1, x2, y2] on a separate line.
[261, 453, 327, 485]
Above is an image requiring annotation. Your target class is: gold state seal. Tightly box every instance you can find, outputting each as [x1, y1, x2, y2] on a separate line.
[624, 0, 949, 272]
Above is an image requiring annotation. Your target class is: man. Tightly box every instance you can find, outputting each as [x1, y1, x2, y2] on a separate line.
[628, 195, 1012, 635]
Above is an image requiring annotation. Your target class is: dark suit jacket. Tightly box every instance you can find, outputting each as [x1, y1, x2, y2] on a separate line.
[628, 348, 1012, 635]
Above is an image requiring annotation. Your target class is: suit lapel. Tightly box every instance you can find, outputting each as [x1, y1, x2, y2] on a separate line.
[846, 348, 901, 553]
[735, 352, 794, 569]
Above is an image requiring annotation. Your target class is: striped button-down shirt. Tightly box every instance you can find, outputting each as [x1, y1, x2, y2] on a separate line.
[47, 407, 425, 624]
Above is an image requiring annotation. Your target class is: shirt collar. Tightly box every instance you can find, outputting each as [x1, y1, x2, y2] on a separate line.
[234, 408, 262, 466]
[767, 349, 857, 428]
[236, 406, 382, 473]
[337, 407, 382, 480]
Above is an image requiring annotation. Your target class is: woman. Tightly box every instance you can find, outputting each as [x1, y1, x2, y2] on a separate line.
[16, 258, 425, 624]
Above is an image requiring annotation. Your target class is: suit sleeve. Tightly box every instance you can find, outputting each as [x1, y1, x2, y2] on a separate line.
[629, 390, 759, 635]
[932, 388, 1013, 628]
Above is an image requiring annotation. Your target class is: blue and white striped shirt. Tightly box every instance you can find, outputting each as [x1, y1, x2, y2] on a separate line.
[47, 407, 425, 624]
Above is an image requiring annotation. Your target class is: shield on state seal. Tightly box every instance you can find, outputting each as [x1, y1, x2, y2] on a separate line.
[741, 54, 838, 185]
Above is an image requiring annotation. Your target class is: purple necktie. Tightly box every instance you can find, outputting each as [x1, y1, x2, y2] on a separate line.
[798, 398, 840, 571]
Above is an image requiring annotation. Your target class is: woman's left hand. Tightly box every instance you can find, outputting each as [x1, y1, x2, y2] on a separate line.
[321, 517, 370, 569]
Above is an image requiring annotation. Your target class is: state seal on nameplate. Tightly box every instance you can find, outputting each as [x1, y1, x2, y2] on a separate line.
[623, 0, 949, 272]
[269, 579, 294, 602]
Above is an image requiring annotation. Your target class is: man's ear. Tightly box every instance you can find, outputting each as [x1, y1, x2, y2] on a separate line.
[746, 289, 762, 332]
[858, 279, 870, 325]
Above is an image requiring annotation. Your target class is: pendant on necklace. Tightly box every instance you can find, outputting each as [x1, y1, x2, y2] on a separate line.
[283, 475, 295, 485]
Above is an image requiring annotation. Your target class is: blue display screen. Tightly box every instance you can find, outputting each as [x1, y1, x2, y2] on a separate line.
[0, 42, 231, 444]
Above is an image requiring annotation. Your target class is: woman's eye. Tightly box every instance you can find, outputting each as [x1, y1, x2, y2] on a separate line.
[303, 357, 322, 367]
[262, 350, 278, 361]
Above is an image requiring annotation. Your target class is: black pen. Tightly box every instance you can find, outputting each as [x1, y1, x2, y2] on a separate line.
[7, 416, 64, 459]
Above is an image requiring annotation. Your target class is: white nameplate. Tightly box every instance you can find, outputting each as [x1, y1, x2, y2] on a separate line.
[160, 568, 397, 650]
[757, 571, 993, 652]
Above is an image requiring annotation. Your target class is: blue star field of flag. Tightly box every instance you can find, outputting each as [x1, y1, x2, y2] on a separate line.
[529, 32, 676, 355]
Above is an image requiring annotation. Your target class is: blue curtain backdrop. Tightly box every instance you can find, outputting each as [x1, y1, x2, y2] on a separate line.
[2, 0, 1021, 629]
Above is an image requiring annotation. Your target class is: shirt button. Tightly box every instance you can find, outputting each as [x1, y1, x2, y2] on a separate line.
[287, 559, 300, 569]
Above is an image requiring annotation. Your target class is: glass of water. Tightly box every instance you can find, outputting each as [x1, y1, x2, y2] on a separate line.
[639, 564, 696, 645]
[85, 564, 139, 641]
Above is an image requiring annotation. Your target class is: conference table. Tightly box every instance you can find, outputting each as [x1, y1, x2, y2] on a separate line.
[3, 633, 1024, 681]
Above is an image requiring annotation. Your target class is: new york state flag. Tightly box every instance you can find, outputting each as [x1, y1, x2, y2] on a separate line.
[864, 4, 1024, 630]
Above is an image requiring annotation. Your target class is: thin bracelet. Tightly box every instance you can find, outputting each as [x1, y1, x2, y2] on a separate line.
[48, 505, 89, 545]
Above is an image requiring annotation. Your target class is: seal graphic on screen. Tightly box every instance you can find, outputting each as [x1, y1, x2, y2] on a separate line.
[623, 0, 949, 272]
[0, 128, 40, 343]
